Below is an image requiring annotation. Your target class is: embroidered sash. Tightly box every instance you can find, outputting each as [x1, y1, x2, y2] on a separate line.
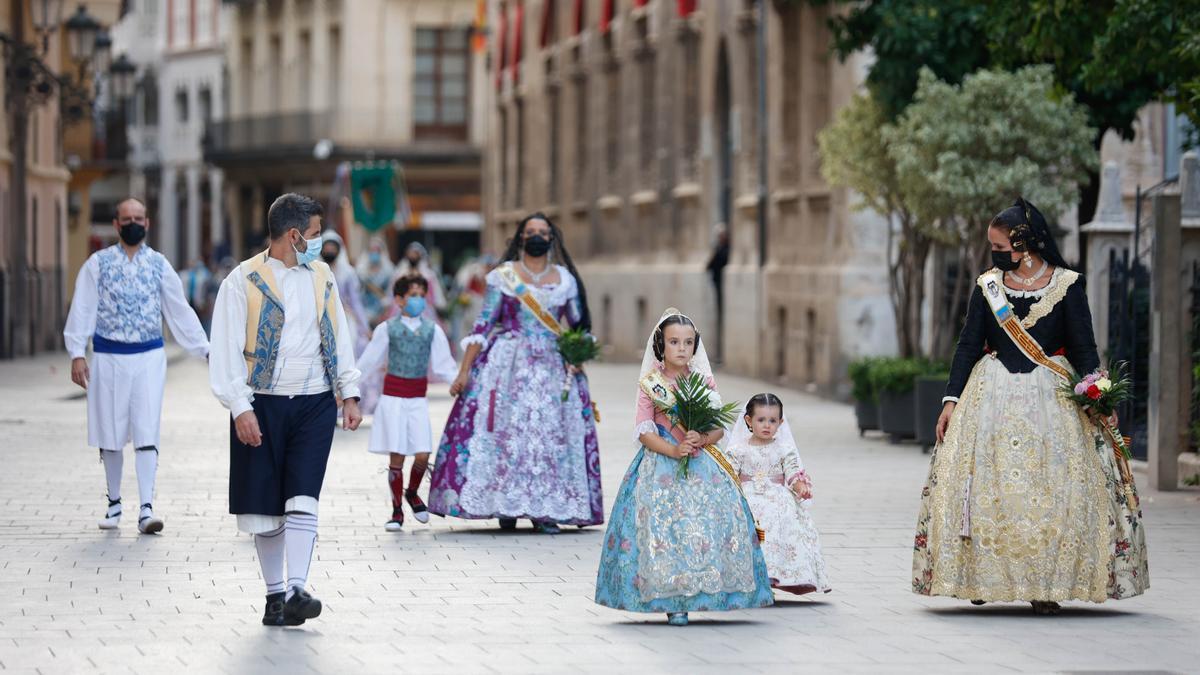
[978, 269, 1138, 508]
[498, 262, 601, 421]
[495, 263, 564, 336]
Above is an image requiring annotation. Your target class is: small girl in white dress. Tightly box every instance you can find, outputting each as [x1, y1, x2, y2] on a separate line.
[725, 393, 831, 595]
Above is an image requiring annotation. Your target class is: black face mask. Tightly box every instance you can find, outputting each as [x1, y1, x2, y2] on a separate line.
[321, 251, 339, 264]
[119, 223, 146, 246]
[991, 250, 1021, 272]
[523, 234, 552, 258]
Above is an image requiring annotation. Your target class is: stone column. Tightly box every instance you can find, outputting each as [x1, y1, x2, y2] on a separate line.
[1182, 151, 1199, 224]
[1080, 160, 1133, 353]
[186, 166, 202, 263]
[1147, 193, 1183, 490]
[159, 166, 179, 266]
[209, 168, 225, 252]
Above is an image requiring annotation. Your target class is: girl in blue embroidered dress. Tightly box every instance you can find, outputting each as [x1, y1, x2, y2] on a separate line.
[593, 309, 773, 626]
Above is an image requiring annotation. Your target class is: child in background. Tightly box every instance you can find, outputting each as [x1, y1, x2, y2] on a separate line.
[356, 274, 459, 530]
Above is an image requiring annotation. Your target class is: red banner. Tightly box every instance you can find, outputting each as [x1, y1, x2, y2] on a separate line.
[494, 6, 508, 90]
[677, 0, 697, 18]
[511, 0, 524, 84]
[539, 0, 556, 47]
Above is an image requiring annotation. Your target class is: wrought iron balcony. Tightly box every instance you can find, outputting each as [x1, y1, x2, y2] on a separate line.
[202, 110, 479, 165]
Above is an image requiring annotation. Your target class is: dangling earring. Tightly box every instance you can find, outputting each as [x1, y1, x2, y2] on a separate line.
[1023, 253, 1033, 269]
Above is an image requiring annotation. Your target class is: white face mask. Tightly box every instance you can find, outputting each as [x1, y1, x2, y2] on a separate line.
[294, 231, 322, 265]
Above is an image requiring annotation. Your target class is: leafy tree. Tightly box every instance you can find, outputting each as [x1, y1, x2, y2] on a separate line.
[818, 94, 931, 358]
[813, 0, 1199, 220]
[987, 0, 1200, 139]
[819, 66, 1097, 359]
[812, 0, 992, 121]
[887, 66, 1098, 356]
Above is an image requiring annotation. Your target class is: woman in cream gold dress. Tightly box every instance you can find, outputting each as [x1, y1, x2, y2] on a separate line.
[912, 198, 1148, 614]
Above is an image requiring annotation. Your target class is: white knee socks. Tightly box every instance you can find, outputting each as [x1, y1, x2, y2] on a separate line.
[254, 525, 287, 595]
[134, 446, 158, 508]
[284, 512, 319, 598]
[101, 449, 123, 502]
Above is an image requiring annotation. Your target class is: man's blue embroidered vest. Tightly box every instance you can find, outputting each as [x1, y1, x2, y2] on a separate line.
[95, 245, 164, 343]
[240, 252, 339, 391]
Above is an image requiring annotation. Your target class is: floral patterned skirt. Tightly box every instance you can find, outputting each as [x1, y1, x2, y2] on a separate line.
[744, 484, 831, 593]
[912, 355, 1149, 602]
[427, 334, 603, 525]
[594, 427, 774, 613]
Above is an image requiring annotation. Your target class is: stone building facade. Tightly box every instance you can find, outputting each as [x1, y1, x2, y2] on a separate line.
[207, 0, 486, 262]
[1, 2, 105, 356]
[483, 0, 894, 394]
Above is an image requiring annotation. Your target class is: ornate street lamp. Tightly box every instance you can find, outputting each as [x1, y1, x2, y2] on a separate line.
[30, 0, 66, 53]
[64, 4, 101, 63]
[93, 29, 112, 73]
[109, 53, 137, 101]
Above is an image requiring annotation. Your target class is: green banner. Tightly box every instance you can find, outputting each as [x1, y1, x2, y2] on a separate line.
[350, 164, 397, 232]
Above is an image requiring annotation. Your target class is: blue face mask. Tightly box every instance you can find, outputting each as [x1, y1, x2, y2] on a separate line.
[403, 296, 427, 317]
[294, 231, 322, 266]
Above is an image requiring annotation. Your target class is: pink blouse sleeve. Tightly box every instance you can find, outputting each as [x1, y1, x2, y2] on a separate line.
[635, 387, 655, 424]
[634, 386, 659, 441]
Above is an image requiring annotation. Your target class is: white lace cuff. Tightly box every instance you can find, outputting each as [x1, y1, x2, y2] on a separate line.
[634, 420, 659, 444]
[460, 334, 488, 351]
[941, 396, 959, 404]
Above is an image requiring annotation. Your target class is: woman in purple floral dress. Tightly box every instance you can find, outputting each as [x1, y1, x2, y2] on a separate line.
[428, 213, 602, 533]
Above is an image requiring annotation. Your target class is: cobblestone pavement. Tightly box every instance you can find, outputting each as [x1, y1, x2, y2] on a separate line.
[1, 349, 1198, 674]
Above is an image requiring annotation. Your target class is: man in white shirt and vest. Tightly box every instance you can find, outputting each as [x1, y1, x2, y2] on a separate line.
[208, 193, 362, 627]
[63, 197, 210, 535]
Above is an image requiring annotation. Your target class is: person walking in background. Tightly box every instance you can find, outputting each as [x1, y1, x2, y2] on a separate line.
[394, 242, 447, 324]
[705, 226, 730, 364]
[355, 236, 396, 415]
[183, 258, 214, 333]
[355, 274, 459, 531]
[208, 193, 363, 627]
[320, 231, 371, 351]
[63, 198, 210, 535]
[357, 236, 396, 329]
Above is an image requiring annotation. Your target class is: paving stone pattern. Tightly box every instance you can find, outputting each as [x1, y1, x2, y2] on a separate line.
[1, 351, 1197, 674]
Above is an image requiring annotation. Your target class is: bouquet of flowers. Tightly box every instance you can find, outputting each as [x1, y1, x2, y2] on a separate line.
[557, 328, 601, 401]
[661, 371, 740, 478]
[1059, 362, 1133, 459]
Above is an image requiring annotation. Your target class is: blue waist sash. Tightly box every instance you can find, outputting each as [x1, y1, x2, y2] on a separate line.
[93, 334, 164, 354]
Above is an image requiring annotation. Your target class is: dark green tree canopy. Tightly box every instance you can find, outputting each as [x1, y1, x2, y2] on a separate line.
[814, 0, 1200, 139]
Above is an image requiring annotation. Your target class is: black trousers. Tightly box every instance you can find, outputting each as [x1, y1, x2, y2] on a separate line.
[229, 392, 336, 515]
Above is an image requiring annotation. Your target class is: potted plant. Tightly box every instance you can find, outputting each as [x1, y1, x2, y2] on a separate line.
[848, 357, 881, 436]
[914, 363, 950, 453]
[870, 357, 926, 443]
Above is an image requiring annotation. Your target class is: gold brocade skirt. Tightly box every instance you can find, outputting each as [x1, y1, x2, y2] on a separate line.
[912, 355, 1149, 602]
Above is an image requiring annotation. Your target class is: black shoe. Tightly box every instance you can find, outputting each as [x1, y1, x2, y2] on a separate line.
[498, 518, 518, 530]
[262, 592, 286, 626]
[283, 587, 322, 626]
